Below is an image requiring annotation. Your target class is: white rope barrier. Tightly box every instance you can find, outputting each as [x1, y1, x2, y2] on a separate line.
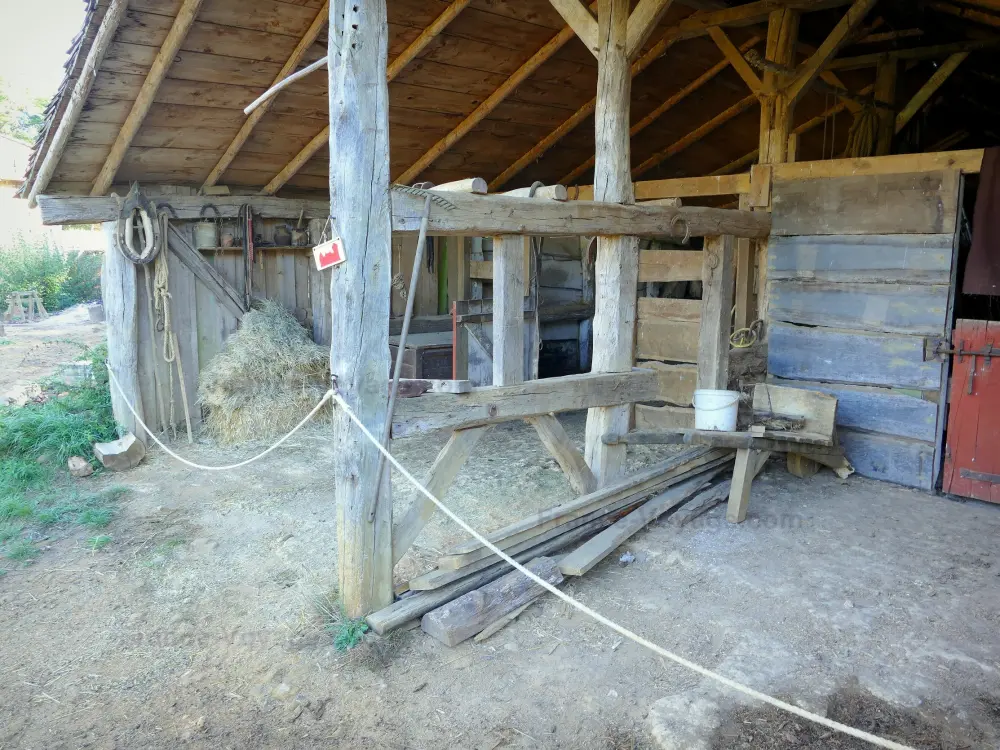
[328, 392, 916, 750]
[106, 366, 333, 471]
[104, 365, 916, 750]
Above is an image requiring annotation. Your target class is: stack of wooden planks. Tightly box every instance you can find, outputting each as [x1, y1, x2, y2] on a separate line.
[367, 447, 735, 642]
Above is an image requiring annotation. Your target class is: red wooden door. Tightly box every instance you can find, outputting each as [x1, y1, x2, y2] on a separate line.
[943, 319, 1000, 502]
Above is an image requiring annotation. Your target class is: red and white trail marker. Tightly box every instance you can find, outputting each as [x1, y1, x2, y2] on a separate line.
[313, 237, 346, 270]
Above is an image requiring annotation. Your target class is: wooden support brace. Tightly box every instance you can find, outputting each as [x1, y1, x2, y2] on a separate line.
[708, 26, 762, 93]
[166, 225, 247, 320]
[529, 414, 597, 495]
[625, 0, 675, 59]
[547, 0, 600, 55]
[697, 235, 735, 391]
[895, 52, 968, 134]
[726, 448, 771, 523]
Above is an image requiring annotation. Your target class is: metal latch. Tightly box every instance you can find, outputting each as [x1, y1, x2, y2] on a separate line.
[960, 469, 1000, 485]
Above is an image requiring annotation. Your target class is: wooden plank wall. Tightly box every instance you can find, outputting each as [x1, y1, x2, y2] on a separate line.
[633, 246, 702, 430]
[767, 171, 960, 490]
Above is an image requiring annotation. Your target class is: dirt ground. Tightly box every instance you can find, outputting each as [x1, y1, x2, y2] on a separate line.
[3, 313, 1000, 749]
[1, 305, 106, 405]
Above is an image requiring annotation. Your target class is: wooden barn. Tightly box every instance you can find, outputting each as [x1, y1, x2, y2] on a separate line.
[22, 0, 1000, 618]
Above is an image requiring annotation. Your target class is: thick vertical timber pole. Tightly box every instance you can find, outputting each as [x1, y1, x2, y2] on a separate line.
[584, 0, 639, 486]
[754, 9, 798, 325]
[328, 0, 393, 617]
[874, 56, 897, 156]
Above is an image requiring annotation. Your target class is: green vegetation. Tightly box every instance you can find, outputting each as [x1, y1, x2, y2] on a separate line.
[0, 345, 126, 564]
[0, 79, 45, 145]
[86, 535, 112, 551]
[331, 617, 370, 652]
[0, 235, 102, 314]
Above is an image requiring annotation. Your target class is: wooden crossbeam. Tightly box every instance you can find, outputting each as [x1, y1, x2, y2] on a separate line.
[708, 26, 762, 92]
[26, 0, 128, 207]
[90, 0, 205, 196]
[895, 52, 968, 133]
[259, 0, 472, 196]
[828, 38, 1000, 70]
[930, 1, 1000, 28]
[395, 2, 598, 185]
[560, 35, 760, 186]
[201, 2, 328, 191]
[547, 0, 600, 55]
[625, 0, 675, 59]
[631, 93, 758, 179]
[784, 0, 877, 104]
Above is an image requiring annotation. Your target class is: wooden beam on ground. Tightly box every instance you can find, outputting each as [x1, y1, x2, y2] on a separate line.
[785, 0, 877, 105]
[391, 426, 490, 565]
[396, 2, 596, 185]
[202, 2, 328, 190]
[626, 0, 675, 59]
[392, 370, 663, 438]
[166, 225, 247, 320]
[895, 52, 968, 133]
[562, 35, 760, 186]
[558, 469, 724, 576]
[631, 93, 758, 179]
[329, 0, 393, 618]
[529, 415, 598, 495]
[26, 0, 128, 207]
[91, 0, 205, 196]
[708, 26, 762, 92]
[697, 235, 735, 390]
[547, 0, 600, 55]
[421, 557, 563, 647]
[585, 0, 639, 488]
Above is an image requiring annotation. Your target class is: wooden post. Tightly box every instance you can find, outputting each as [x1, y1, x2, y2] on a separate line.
[585, 0, 639, 486]
[101, 222, 146, 443]
[734, 194, 755, 331]
[874, 56, 897, 155]
[328, 0, 393, 618]
[758, 9, 799, 165]
[493, 235, 525, 386]
[698, 235, 735, 391]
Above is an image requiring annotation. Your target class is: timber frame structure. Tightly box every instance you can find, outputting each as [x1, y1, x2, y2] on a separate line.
[24, 0, 1000, 616]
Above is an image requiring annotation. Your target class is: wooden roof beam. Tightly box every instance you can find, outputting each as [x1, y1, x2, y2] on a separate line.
[559, 35, 760, 185]
[895, 52, 968, 133]
[259, 0, 472, 196]
[90, 0, 205, 196]
[626, 0, 676, 59]
[27, 0, 128, 207]
[201, 2, 329, 191]
[784, 0, 877, 104]
[547, 0, 600, 56]
[396, 2, 598, 186]
[708, 26, 762, 93]
[631, 93, 758, 179]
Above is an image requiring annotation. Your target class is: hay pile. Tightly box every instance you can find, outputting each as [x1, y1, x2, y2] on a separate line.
[199, 300, 330, 444]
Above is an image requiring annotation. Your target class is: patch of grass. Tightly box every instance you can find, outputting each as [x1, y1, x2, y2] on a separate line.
[330, 618, 369, 652]
[0, 495, 36, 520]
[0, 458, 52, 491]
[4, 539, 39, 561]
[0, 569, 6, 577]
[0, 235, 102, 313]
[0, 522, 24, 542]
[0, 338, 11, 346]
[86, 535, 112, 551]
[78, 507, 113, 528]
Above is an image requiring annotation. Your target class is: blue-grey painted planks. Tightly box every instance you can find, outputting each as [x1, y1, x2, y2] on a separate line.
[769, 377, 938, 442]
[768, 234, 954, 283]
[769, 281, 950, 335]
[768, 322, 942, 390]
[838, 429, 935, 490]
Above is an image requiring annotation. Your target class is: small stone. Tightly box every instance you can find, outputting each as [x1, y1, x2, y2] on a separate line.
[843, 599, 854, 609]
[68, 456, 94, 478]
[608, 689, 619, 699]
[271, 683, 293, 701]
[619, 551, 636, 567]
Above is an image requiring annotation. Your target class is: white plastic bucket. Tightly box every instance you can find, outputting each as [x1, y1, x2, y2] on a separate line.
[692, 389, 740, 432]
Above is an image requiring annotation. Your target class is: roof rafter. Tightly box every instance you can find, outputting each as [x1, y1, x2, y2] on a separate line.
[559, 35, 760, 186]
[259, 0, 473, 196]
[708, 26, 762, 92]
[90, 0, 205, 196]
[547, 0, 600, 56]
[625, 0, 675, 59]
[491, 0, 850, 190]
[784, 0, 876, 104]
[201, 1, 329, 191]
[895, 51, 968, 133]
[395, 1, 600, 186]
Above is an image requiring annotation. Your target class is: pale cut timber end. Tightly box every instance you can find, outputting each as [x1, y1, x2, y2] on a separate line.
[501, 184, 569, 201]
[94, 433, 147, 471]
[431, 177, 488, 194]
